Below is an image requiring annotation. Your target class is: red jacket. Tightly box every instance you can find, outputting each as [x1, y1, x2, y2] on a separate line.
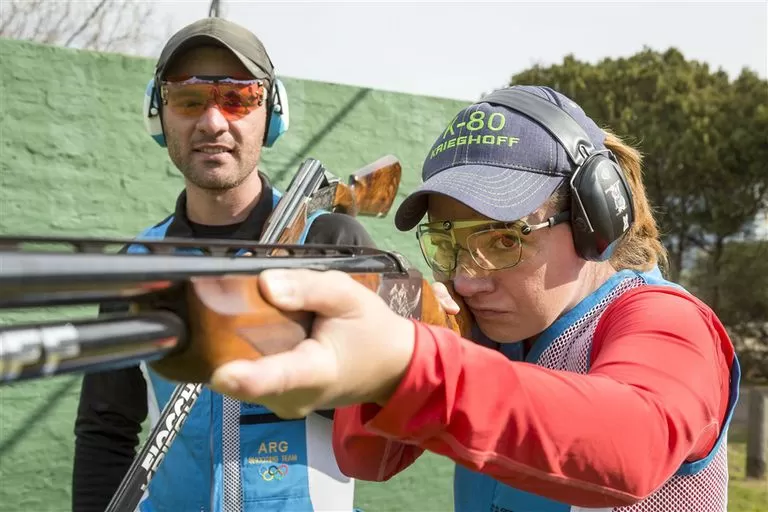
[332, 285, 736, 507]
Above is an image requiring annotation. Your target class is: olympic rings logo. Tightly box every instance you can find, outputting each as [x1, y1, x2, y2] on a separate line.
[260, 464, 289, 481]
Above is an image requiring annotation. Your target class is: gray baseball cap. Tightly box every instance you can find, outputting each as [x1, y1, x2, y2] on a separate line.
[394, 85, 608, 231]
[155, 18, 274, 80]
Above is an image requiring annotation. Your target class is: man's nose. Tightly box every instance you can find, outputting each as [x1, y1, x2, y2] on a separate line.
[196, 104, 229, 135]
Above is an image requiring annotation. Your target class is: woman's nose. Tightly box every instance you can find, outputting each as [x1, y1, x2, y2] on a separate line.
[452, 254, 494, 297]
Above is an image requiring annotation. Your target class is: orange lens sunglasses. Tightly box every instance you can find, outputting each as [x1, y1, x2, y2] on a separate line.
[160, 76, 266, 121]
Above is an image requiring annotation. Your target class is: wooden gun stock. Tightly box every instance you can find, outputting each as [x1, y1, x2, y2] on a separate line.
[420, 279, 471, 335]
[443, 281, 474, 338]
[149, 272, 467, 384]
[324, 155, 402, 217]
[149, 276, 313, 383]
[275, 203, 309, 246]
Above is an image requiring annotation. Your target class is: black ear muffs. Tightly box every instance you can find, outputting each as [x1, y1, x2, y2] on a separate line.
[568, 149, 634, 260]
[479, 88, 635, 261]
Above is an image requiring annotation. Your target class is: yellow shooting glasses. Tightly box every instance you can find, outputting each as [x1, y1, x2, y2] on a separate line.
[416, 210, 570, 276]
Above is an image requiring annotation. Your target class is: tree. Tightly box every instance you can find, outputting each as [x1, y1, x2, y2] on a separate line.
[508, 48, 768, 287]
[0, 0, 171, 55]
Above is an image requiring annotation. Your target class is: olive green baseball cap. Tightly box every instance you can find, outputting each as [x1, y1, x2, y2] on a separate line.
[155, 18, 274, 80]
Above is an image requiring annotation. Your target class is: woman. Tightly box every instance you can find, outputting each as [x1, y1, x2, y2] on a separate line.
[210, 85, 739, 511]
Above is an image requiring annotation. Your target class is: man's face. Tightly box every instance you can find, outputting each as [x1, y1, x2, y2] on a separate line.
[161, 46, 268, 191]
[426, 195, 587, 343]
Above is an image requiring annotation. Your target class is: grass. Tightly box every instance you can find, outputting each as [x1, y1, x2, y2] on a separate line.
[353, 426, 768, 512]
[726, 425, 768, 512]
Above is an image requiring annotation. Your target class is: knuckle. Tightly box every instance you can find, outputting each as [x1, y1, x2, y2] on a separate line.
[323, 270, 355, 290]
[296, 268, 339, 286]
[273, 405, 306, 420]
[324, 269, 350, 281]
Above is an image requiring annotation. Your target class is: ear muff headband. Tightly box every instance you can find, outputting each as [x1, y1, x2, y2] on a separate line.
[480, 88, 636, 261]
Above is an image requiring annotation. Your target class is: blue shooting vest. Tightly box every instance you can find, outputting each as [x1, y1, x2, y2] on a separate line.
[127, 190, 356, 512]
[452, 268, 740, 512]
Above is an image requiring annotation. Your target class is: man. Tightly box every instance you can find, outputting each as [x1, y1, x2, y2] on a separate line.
[72, 18, 372, 512]
[207, 86, 740, 511]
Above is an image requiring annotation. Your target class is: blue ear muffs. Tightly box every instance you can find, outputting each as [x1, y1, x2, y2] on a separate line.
[143, 75, 290, 149]
[264, 77, 289, 147]
[143, 77, 166, 147]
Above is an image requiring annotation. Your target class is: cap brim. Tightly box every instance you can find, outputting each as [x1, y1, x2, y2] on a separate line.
[158, 35, 270, 80]
[394, 164, 565, 231]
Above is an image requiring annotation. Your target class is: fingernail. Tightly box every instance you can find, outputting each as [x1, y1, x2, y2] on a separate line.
[263, 271, 296, 302]
[210, 365, 245, 393]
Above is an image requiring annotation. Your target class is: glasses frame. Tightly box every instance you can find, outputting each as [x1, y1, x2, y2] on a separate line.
[160, 75, 266, 119]
[416, 210, 570, 275]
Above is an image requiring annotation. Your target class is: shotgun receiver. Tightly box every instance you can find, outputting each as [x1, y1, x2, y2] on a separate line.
[265, 154, 402, 245]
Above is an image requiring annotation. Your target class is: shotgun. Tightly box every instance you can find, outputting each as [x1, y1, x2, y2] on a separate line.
[0, 236, 470, 385]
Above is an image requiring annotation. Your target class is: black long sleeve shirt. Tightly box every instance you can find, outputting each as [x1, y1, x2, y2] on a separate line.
[72, 181, 376, 512]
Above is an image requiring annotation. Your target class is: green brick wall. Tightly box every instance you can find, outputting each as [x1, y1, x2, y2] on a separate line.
[0, 38, 468, 511]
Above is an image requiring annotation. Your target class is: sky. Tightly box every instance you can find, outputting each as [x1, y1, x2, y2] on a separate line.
[142, 0, 768, 101]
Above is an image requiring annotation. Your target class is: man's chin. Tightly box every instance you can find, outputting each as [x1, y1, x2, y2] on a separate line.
[183, 167, 249, 191]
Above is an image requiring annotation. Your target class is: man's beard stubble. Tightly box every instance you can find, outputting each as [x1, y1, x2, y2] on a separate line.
[183, 164, 253, 191]
[166, 136, 256, 192]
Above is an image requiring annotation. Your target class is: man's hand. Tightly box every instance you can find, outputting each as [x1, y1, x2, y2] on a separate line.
[208, 269, 416, 419]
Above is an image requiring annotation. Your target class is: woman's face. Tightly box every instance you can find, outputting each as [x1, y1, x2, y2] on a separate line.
[426, 195, 590, 343]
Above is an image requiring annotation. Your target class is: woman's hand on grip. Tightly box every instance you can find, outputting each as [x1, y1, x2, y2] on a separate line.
[208, 269, 416, 418]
